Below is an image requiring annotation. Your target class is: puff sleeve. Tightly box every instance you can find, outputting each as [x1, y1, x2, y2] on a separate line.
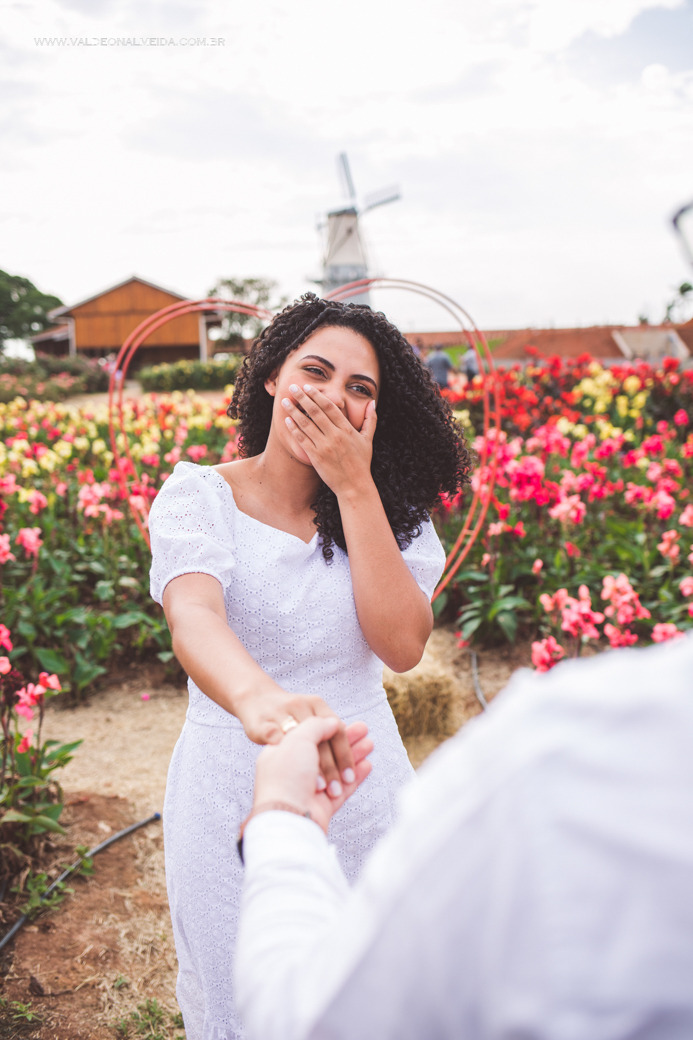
[149, 462, 236, 605]
[400, 517, 446, 601]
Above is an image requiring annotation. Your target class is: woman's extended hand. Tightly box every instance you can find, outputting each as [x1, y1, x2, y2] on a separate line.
[253, 716, 373, 833]
[281, 383, 377, 496]
[236, 687, 357, 798]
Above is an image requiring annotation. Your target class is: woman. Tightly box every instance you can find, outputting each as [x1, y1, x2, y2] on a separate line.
[148, 293, 471, 1039]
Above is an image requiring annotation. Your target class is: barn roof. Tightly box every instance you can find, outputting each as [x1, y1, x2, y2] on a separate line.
[48, 275, 188, 319]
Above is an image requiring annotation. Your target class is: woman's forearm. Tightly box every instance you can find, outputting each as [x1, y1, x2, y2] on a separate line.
[168, 600, 279, 717]
[338, 483, 433, 673]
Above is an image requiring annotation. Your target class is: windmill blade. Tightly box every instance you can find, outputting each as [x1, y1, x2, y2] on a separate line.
[338, 152, 357, 204]
[362, 185, 401, 213]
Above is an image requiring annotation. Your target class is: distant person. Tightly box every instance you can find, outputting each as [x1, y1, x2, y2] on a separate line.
[425, 343, 455, 388]
[462, 346, 479, 381]
[236, 634, 693, 1040]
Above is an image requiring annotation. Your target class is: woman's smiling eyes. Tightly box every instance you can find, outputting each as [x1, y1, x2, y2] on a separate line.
[301, 365, 374, 397]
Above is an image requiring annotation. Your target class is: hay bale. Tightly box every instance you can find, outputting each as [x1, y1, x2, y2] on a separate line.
[384, 661, 455, 739]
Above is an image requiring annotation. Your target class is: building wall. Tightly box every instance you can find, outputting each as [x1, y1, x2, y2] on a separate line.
[71, 281, 200, 352]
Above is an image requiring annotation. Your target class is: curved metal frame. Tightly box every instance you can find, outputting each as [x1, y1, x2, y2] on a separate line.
[325, 277, 501, 601]
[107, 298, 272, 545]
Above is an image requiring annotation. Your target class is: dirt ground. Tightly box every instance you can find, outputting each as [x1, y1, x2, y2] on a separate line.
[0, 630, 532, 1040]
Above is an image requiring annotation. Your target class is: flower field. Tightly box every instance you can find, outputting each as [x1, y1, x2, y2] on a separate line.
[438, 352, 693, 666]
[1, 355, 693, 864]
[0, 353, 690, 698]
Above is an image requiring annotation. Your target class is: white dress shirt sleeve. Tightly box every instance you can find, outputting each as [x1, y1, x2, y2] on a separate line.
[236, 635, 693, 1040]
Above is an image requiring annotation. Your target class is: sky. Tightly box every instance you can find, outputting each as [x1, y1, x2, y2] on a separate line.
[2, 0, 693, 336]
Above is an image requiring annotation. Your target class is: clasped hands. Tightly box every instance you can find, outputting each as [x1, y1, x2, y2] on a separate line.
[237, 688, 361, 800]
[253, 715, 374, 834]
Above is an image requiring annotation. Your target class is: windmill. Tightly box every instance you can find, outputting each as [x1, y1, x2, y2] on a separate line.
[318, 153, 400, 308]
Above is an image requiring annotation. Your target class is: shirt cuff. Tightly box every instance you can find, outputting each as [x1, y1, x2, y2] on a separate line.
[242, 810, 328, 869]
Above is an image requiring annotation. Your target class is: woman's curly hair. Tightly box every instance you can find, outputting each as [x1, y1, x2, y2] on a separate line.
[228, 293, 472, 561]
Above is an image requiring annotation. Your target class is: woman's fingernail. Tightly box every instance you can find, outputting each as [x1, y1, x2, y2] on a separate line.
[316, 774, 327, 792]
[342, 768, 355, 784]
[303, 383, 313, 392]
[281, 397, 291, 409]
[328, 780, 343, 797]
[289, 384, 300, 394]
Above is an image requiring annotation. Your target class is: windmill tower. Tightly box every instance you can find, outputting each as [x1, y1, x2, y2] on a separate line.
[319, 153, 400, 308]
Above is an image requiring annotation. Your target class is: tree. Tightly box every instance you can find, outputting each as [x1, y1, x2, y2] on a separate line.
[207, 277, 288, 349]
[663, 282, 693, 324]
[0, 269, 63, 350]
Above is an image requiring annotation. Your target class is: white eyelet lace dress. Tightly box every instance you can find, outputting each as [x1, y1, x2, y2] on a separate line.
[148, 461, 445, 1040]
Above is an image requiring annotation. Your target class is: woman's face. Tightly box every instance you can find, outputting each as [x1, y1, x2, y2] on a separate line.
[264, 325, 380, 461]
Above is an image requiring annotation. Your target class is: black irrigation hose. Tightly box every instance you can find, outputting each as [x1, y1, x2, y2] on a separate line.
[470, 650, 489, 711]
[0, 811, 161, 953]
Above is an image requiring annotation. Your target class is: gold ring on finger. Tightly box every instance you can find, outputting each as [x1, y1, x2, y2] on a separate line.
[280, 715, 299, 734]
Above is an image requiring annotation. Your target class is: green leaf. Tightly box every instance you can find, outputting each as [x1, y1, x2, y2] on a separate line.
[460, 615, 483, 641]
[73, 653, 107, 692]
[27, 814, 67, 835]
[35, 647, 68, 673]
[496, 611, 518, 643]
[113, 611, 147, 629]
[1, 809, 33, 825]
[17, 620, 37, 641]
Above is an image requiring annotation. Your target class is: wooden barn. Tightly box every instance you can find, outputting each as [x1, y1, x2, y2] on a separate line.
[31, 276, 217, 369]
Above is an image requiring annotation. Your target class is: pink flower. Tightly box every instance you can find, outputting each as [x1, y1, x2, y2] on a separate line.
[38, 671, 61, 691]
[657, 530, 680, 562]
[487, 521, 504, 537]
[141, 692, 150, 701]
[564, 541, 581, 558]
[15, 527, 43, 558]
[27, 489, 48, 515]
[549, 494, 587, 525]
[164, 447, 182, 465]
[601, 573, 651, 626]
[0, 533, 15, 564]
[0, 624, 13, 652]
[604, 623, 638, 648]
[0, 474, 19, 495]
[674, 408, 689, 426]
[532, 559, 543, 574]
[187, 444, 208, 462]
[679, 577, 693, 597]
[481, 552, 491, 567]
[679, 505, 693, 528]
[55, 481, 68, 497]
[531, 635, 565, 672]
[651, 489, 676, 521]
[652, 623, 683, 643]
[0, 656, 11, 674]
[17, 729, 34, 754]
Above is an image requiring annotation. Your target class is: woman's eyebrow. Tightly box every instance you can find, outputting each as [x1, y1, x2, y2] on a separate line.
[300, 354, 378, 389]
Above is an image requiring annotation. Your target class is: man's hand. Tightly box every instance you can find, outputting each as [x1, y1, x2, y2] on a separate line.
[253, 716, 373, 833]
[237, 688, 356, 798]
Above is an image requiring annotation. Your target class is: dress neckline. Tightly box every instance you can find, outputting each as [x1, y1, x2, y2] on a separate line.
[203, 464, 320, 548]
